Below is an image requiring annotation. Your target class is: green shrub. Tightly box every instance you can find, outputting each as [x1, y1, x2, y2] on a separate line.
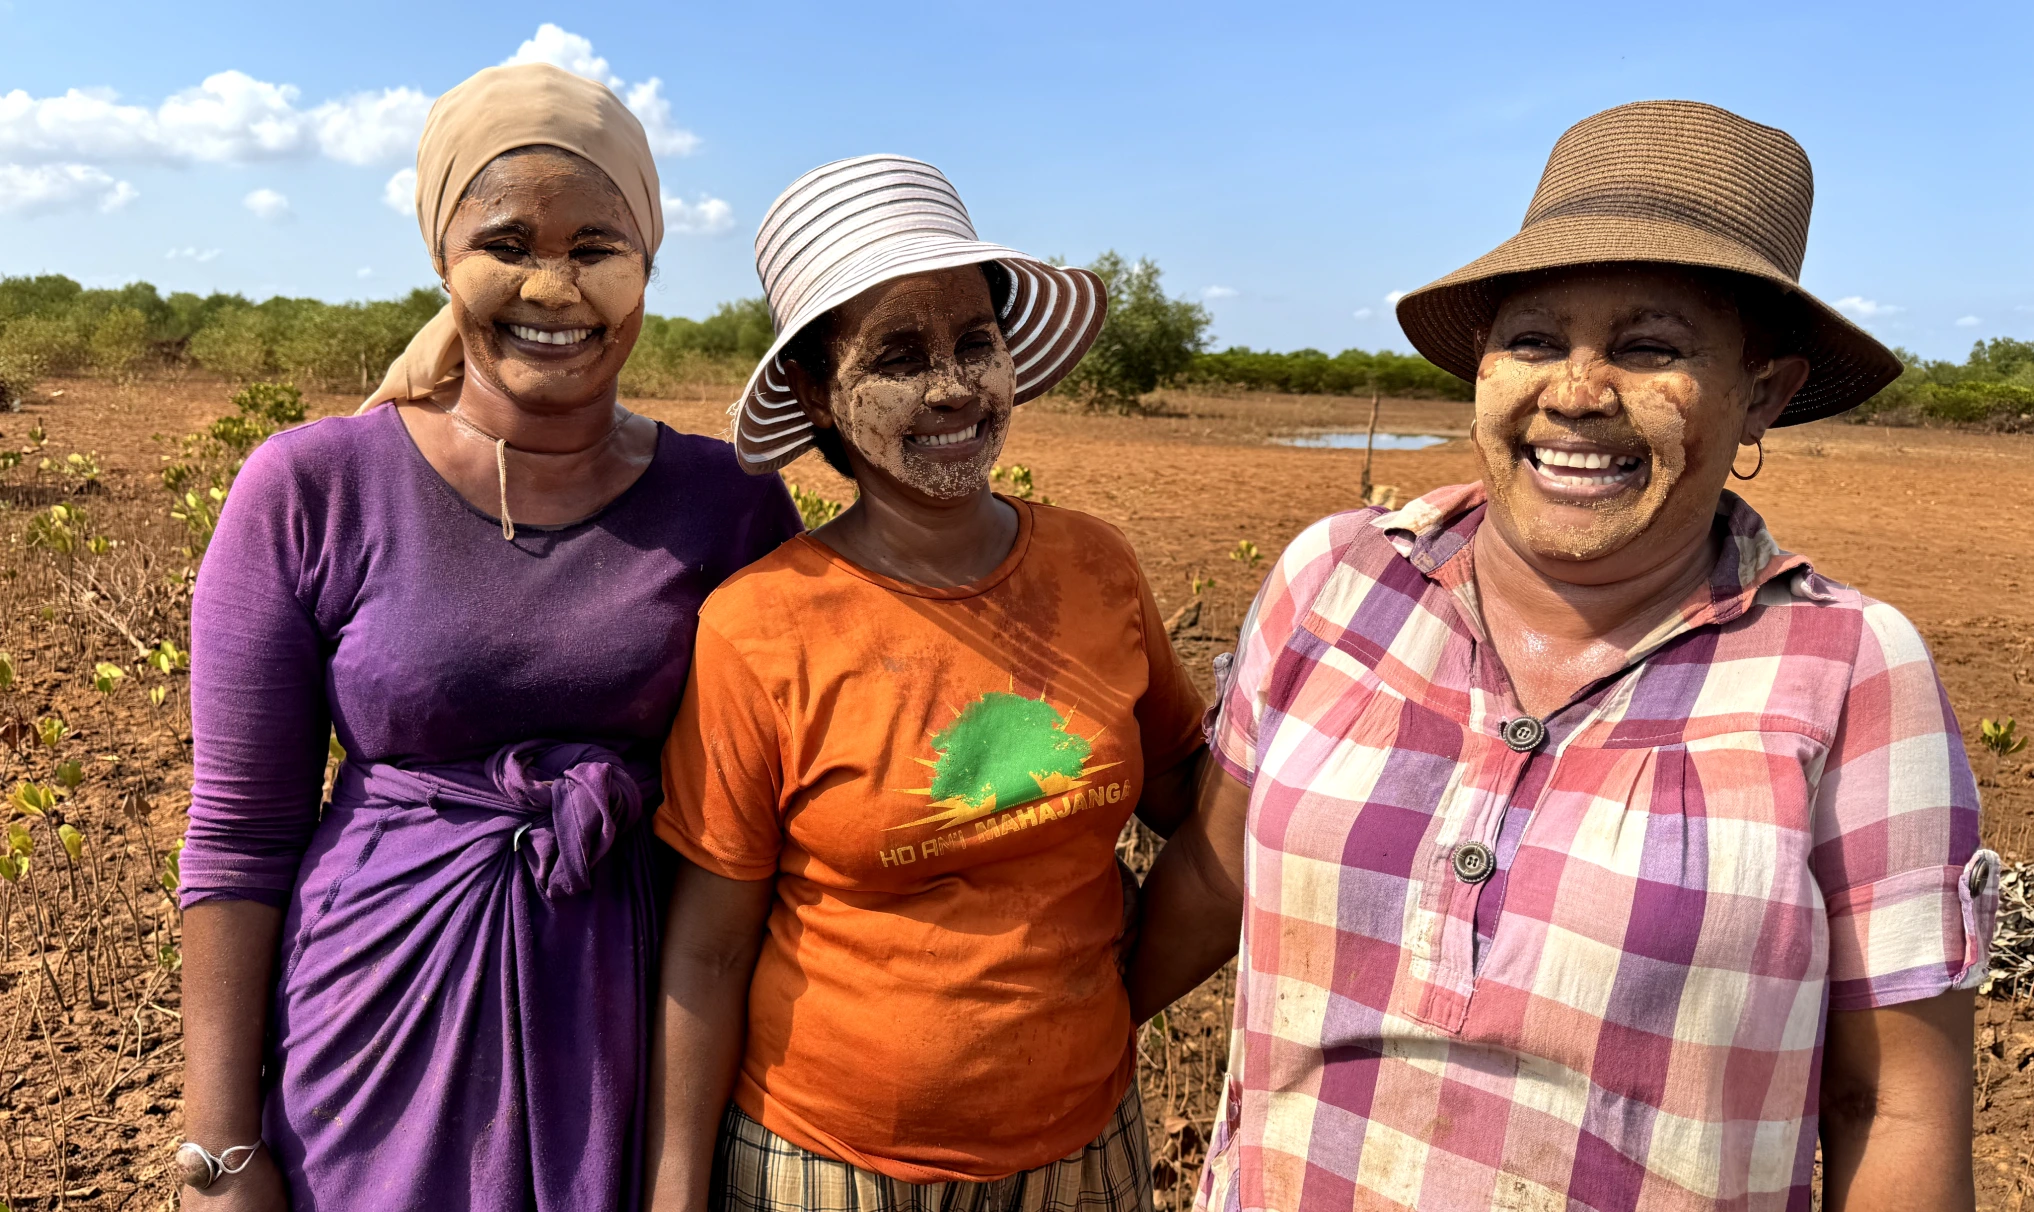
[269, 290, 445, 391]
[1855, 338, 2034, 425]
[1919, 382, 2034, 423]
[0, 314, 89, 376]
[621, 298, 774, 398]
[1187, 345, 1471, 400]
[789, 484, 843, 531]
[0, 274, 85, 322]
[1058, 252, 1211, 412]
[89, 307, 151, 375]
[230, 381, 306, 428]
[163, 382, 305, 558]
[187, 307, 274, 381]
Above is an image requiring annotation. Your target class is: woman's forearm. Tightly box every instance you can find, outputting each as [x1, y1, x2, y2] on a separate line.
[1126, 769, 1250, 1024]
[182, 899, 284, 1147]
[643, 865, 774, 1212]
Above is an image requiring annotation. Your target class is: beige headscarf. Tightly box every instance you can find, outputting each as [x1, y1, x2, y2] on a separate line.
[360, 61, 665, 411]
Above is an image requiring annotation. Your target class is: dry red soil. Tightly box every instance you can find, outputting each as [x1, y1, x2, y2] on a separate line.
[2, 375, 2029, 1208]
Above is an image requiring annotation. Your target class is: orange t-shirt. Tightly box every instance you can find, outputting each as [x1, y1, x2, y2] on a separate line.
[656, 498, 1204, 1183]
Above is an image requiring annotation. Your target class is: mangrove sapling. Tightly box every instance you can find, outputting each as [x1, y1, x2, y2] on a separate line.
[117, 789, 159, 919]
[8, 821, 68, 1014]
[82, 836, 125, 1027]
[53, 824, 102, 1011]
[1982, 717, 2028, 758]
[0, 650, 19, 752]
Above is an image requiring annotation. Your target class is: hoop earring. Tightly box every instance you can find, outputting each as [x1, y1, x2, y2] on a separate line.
[1729, 438, 1764, 481]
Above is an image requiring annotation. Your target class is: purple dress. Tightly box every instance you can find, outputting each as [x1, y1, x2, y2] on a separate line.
[181, 406, 800, 1211]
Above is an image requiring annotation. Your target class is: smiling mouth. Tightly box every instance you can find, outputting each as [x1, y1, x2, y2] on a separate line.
[908, 421, 981, 450]
[501, 322, 600, 350]
[1523, 444, 1649, 497]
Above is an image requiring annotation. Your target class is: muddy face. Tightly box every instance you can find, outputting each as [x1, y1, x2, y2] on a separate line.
[1473, 265, 1804, 576]
[800, 266, 1016, 500]
[440, 147, 647, 412]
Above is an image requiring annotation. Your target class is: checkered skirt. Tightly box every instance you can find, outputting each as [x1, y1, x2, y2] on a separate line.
[714, 1085, 1153, 1212]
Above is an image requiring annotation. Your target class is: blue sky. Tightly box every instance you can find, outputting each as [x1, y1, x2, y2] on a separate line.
[2, 0, 2028, 360]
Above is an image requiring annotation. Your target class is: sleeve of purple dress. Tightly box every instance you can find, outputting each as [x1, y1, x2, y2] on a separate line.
[182, 440, 333, 907]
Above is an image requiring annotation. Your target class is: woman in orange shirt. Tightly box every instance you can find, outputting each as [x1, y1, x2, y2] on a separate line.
[642, 156, 1205, 1212]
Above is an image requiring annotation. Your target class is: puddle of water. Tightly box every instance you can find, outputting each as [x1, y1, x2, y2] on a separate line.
[1274, 431, 1449, 451]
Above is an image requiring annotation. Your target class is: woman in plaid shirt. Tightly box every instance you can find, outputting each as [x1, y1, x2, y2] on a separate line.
[1133, 101, 1998, 1212]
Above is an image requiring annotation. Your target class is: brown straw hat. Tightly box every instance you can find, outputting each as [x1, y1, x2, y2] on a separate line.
[1394, 100, 1902, 425]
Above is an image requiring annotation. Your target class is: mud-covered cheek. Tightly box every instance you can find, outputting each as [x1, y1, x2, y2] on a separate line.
[446, 258, 526, 320]
[1621, 382, 1695, 477]
[1473, 363, 1542, 424]
[839, 381, 922, 463]
[579, 259, 647, 327]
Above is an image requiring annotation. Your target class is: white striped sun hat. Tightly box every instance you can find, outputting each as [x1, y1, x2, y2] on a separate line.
[730, 155, 1106, 473]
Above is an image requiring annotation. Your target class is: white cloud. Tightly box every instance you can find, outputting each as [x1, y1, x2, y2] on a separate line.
[0, 26, 703, 232]
[505, 23, 623, 87]
[0, 85, 182, 161]
[503, 26, 700, 157]
[0, 162, 137, 215]
[625, 79, 699, 156]
[0, 72, 422, 166]
[0, 28, 689, 170]
[1835, 295, 1902, 318]
[662, 192, 733, 236]
[165, 246, 221, 262]
[357, 266, 373, 279]
[1352, 307, 1374, 320]
[311, 88, 432, 165]
[1202, 285, 1237, 300]
[156, 72, 309, 161]
[1956, 315, 1981, 328]
[1385, 289, 1409, 305]
[243, 187, 289, 220]
[383, 167, 417, 216]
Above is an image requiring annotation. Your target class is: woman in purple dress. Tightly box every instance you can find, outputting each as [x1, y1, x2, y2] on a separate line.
[175, 63, 799, 1211]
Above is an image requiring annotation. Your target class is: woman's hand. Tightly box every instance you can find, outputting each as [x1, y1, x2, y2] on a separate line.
[1820, 988, 1976, 1211]
[180, 1147, 288, 1211]
[642, 856, 775, 1212]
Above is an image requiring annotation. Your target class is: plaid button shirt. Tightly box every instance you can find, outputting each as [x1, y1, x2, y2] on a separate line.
[1196, 484, 1997, 1212]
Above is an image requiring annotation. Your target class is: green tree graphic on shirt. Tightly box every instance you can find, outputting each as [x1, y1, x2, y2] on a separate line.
[892, 691, 1108, 830]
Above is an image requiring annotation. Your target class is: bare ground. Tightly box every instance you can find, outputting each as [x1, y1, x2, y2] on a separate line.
[0, 374, 2028, 1208]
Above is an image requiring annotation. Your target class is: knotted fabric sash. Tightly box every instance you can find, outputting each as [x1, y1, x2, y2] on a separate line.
[263, 740, 660, 1212]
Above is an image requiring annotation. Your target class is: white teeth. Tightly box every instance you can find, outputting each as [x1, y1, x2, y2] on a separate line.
[1531, 446, 1642, 473]
[911, 422, 980, 449]
[508, 324, 593, 346]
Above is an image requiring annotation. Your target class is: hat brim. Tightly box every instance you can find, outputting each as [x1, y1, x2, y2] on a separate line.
[729, 246, 1104, 473]
[1394, 213, 1903, 426]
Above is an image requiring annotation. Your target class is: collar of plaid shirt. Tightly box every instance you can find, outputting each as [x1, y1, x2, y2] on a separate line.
[1381, 481, 1824, 663]
[1198, 482, 1993, 1212]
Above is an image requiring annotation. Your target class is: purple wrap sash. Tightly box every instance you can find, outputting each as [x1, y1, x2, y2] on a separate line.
[263, 740, 659, 1212]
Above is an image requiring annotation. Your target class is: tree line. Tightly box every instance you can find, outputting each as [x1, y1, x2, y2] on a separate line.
[16, 265, 2022, 424]
[1855, 338, 2034, 427]
[0, 273, 782, 403]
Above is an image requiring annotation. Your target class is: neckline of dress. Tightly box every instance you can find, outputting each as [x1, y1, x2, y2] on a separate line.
[382, 404, 670, 536]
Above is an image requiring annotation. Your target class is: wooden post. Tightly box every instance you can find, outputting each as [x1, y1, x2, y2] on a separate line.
[1361, 377, 1381, 504]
